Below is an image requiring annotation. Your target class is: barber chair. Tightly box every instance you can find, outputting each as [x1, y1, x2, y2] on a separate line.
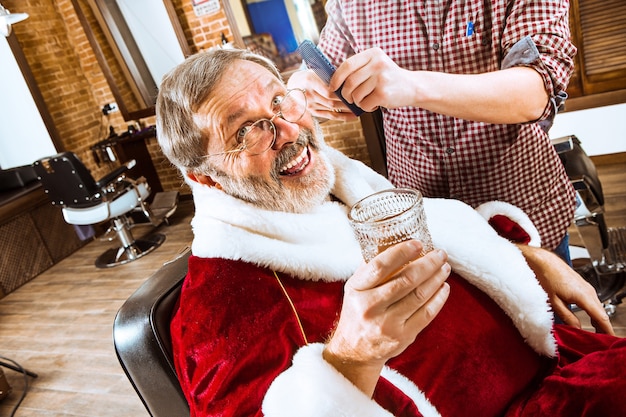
[113, 249, 191, 417]
[33, 152, 178, 268]
[553, 135, 626, 314]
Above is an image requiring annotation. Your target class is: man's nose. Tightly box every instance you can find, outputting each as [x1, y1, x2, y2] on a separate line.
[271, 116, 300, 149]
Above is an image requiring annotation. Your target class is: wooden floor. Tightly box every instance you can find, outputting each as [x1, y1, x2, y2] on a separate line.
[0, 158, 625, 416]
[0, 199, 195, 416]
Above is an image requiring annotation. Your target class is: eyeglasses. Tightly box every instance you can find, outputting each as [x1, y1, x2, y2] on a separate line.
[208, 88, 307, 157]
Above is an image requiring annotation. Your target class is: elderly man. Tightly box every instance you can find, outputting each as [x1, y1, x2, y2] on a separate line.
[156, 49, 624, 417]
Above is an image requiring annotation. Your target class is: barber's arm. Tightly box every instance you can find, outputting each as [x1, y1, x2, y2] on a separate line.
[329, 47, 548, 124]
[516, 244, 615, 335]
[323, 240, 450, 396]
[287, 48, 547, 124]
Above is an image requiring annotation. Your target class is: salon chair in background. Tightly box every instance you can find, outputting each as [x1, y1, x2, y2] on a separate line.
[553, 135, 626, 315]
[33, 152, 178, 268]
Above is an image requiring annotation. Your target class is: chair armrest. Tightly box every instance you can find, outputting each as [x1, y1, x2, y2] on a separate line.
[551, 135, 574, 154]
[95, 159, 136, 189]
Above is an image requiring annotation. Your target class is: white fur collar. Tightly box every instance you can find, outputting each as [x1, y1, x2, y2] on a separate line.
[190, 146, 555, 356]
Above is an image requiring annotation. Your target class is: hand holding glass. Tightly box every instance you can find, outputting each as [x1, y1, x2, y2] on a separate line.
[349, 188, 434, 262]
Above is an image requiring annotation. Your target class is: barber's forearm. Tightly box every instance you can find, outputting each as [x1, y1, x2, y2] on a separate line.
[412, 67, 548, 124]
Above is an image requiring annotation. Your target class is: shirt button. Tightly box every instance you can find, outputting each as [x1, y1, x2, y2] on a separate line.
[432, 43, 440, 50]
[445, 147, 455, 154]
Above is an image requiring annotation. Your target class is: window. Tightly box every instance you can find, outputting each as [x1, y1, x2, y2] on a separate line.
[566, 0, 626, 111]
[0, 35, 58, 169]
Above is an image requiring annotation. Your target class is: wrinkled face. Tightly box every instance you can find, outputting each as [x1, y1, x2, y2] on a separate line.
[193, 60, 334, 213]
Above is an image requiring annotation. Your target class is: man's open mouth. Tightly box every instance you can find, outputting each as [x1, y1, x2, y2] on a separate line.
[279, 146, 310, 176]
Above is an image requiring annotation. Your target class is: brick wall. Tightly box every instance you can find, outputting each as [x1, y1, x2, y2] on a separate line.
[6, 0, 371, 196]
[321, 119, 371, 165]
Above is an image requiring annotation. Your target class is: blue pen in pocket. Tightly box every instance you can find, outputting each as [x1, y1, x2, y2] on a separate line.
[466, 20, 474, 36]
[466, 13, 475, 36]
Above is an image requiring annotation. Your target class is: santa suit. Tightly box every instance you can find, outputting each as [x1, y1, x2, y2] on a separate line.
[171, 146, 626, 417]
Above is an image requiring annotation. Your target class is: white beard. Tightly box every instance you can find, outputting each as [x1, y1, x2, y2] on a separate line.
[210, 123, 336, 214]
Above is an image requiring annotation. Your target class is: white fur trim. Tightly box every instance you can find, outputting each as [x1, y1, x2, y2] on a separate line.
[425, 199, 556, 357]
[325, 146, 394, 208]
[262, 343, 396, 417]
[380, 368, 441, 417]
[475, 201, 541, 247]
[190, 185, 363, 281]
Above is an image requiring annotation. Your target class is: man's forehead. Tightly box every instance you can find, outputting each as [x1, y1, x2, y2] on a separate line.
[223, 72, 283, 118]
[223, 78, 280, 122]
[221, 60, 281, 96]
[195, 61, 283, 135]
[201, 62, 273, 107]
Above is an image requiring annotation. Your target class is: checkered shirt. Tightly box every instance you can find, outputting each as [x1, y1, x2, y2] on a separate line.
[318, 0, 577, 249]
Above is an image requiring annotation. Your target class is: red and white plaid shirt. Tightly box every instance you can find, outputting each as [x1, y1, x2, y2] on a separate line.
[318, 0, 577, 249]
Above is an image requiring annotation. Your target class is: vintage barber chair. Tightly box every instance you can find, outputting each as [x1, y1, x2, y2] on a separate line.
[33, 152, 178, 268]
[553, 135, 626, 314]
[113, 249, 191, 417]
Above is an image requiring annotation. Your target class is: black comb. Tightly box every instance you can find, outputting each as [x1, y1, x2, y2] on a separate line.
[297, 40, 364, 116]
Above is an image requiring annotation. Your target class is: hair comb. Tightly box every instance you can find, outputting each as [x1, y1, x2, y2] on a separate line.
[297, 40, 364, 116]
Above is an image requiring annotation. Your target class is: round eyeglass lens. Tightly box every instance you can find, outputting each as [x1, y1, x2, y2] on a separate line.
[241, 89, 307, 155]
[243, 119, 276, 155]
[281, 89, 307, 122]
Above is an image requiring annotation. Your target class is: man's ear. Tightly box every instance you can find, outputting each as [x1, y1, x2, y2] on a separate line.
[186, 172, 222, 189]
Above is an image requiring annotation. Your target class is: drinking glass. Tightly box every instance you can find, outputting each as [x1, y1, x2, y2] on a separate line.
[348, 188, 433, 262]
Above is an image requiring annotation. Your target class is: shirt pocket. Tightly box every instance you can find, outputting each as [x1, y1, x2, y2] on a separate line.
[443, 7, 496, 73]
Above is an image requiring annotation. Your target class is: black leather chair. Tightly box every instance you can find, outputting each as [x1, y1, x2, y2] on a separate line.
[554, 135, 610, 267]
[553, 135, 625, 311]
[33, 152, 177, 268]
[113, 248, 191, 417]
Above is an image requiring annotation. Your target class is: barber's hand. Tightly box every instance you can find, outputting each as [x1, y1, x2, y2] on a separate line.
[287, 68, 357, 121]
[517, 244, 614, 335]
[323, 240, 451, 396]
[330, 47, 419, 112]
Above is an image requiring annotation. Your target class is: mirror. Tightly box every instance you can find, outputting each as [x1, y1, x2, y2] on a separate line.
[71, 0, 192, 121]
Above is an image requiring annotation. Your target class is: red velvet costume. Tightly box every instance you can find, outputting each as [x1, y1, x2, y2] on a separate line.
[171, 146, 626, 416]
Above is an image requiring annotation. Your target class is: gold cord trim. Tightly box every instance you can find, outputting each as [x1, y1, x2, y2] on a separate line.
[273, 270, 309, 345]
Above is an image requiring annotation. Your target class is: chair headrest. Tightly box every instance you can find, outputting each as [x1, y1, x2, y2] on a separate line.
[33, 152, 101, 208]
